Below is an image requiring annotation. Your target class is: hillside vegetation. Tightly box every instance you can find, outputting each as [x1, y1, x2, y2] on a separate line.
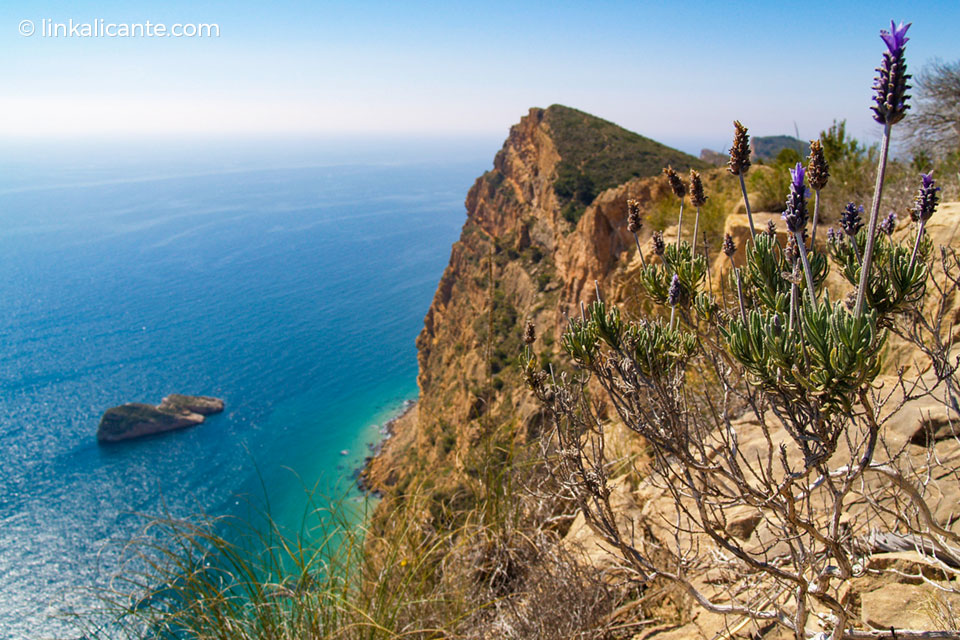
[543, 104, 705, 223]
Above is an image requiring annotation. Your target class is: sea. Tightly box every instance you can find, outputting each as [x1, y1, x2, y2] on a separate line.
[0, 136, 492, 639]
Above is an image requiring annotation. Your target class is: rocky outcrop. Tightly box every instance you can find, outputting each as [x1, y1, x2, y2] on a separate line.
[96, 395, 224, 442]
[370, 105, 703, 491]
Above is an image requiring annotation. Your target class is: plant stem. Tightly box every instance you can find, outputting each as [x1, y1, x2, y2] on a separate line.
[788, 277, 796, 333]
[670, 305, 677, 329]
[787, 257, 800, 332]
[732, 264, 747, 322]
[634, 233, 646, 267]
[738, 174, 756, 243]
[850, 234, 862, 264]
[703, 231, 714, 299]
[854, 122, 893, 318]
[676, 197, 685, 248]
[794, 231, 818, 307]
[908, 219, 926, 273]
[810, 189, 822, 246]
[718, 252, 729, 316]
[692, 206, 701, 260]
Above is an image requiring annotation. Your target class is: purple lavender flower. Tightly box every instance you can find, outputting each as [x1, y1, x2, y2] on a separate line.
[880, 20, 910, 55]
[790, 163, 805, 190]
[840, 203, 865, 237]
[781, 162, 809, 233]
[826, 227, 837, 243]
[879, 211, 898, 236]
[911, 172, 940, 222]
[872, 21, 912, 125]
[668, 274, 681, 306]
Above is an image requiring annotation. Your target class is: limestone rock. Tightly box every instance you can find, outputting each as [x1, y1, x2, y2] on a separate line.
[96, 395, 224, 443]
[860, 583, 960, 630]
[157, 394, 225, 416]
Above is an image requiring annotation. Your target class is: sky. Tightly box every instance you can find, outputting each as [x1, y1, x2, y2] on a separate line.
[2, 0, 959, 156]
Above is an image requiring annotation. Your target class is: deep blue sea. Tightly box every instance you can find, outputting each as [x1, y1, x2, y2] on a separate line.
[0, 138, 489, 638]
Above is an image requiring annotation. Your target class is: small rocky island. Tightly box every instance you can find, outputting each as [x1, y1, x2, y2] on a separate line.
[96, 394, 225, 443]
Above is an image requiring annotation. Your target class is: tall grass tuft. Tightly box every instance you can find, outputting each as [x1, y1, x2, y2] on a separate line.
[67, 484, 483, 640]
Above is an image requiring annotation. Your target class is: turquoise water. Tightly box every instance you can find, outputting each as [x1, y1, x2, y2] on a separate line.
[0, 141, 486, 638]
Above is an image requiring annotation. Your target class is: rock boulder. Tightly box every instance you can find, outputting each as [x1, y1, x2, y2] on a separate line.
[96, 395, 224, 443]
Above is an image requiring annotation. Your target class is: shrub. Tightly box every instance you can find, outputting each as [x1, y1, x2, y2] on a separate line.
[527, 21, 960, 639]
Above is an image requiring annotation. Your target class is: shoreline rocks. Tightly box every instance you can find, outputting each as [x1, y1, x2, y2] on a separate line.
[357, 399, 417, 496]
[96, 395, 224, 443]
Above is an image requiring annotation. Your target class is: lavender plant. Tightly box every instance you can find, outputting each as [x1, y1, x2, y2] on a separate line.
[855, 20, 912, 318]
[783, 162, 819, 305]
[909, 172, 941, 269]
[729, 121, 756, 241]
[626, 198, 646, 267]
[663, 166, 688, 248]
[807, 139, 830, 245]
[526, 20, 960, 640]
[689, 169, 707, 258]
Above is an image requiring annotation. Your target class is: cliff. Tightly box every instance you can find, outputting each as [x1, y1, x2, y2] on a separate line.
[363, 105, 704, 494]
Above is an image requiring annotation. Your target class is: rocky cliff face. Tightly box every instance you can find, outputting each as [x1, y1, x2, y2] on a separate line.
[364, 104, 701, 494]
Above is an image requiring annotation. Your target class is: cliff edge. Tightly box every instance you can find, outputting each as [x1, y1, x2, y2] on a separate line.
[363, 104, 703, 497]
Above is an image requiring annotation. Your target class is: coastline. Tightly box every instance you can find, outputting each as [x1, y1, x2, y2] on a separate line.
[357, 398, 418, 496]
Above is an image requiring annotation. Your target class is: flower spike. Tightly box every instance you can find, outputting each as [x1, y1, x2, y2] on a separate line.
[879, 211, 897, 236]
[912, 172, 940, 223]
[872, 21, 911, 125]
[689, 170, 707, 208]
[653, 231, 665, 256]
[807, 140, 829, 191]
[627, 199, 643, 233]
[722, 233, 736, 258]
[523, 321, 536, 345]
[840, 203, 864, 237]
[728, 121, 751, 176]
[663, 166, 687, 199]
[782, 162, 809, 234]
[668, 274, 681, 307]
[728, 121, 756, 241]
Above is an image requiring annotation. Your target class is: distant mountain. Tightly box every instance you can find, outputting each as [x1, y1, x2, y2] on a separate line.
[700, 148, 727, 166]
[701, 135, 807, 166]
[751, 135, 807, 161]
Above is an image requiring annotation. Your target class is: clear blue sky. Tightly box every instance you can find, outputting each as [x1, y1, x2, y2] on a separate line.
[2, 0, 959, 155]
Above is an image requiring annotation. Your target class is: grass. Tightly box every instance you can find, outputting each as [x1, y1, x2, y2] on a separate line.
[68, 483, 485, 640]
